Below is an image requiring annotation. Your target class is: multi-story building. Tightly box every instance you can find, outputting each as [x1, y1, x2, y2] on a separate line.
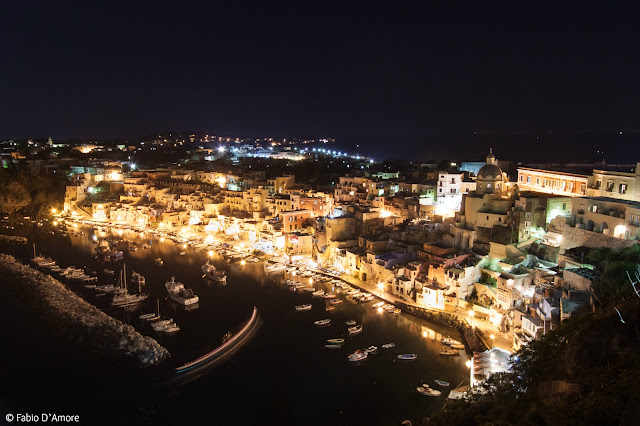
[279, 209, 312, 233]
[587, 164, 640, 202]
[436, 172, 463, 216]
[517, 168, 588, 197]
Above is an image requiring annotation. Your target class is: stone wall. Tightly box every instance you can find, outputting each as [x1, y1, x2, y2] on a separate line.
[560, 223, 637, 253]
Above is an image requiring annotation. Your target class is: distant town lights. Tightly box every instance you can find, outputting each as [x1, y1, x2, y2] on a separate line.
[218, 146, 226, 153]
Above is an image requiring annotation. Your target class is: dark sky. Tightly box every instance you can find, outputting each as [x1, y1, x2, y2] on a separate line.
[2, 2, 640, 162]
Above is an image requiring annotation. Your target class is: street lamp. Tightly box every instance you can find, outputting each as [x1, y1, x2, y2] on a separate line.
[51, 208, 57, 214]
[469, 310, 475, 328]
[377, 282, 384, 297]
[490, 334, 495, 349]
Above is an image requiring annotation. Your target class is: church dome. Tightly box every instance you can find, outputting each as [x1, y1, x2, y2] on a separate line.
[477, 163, 503, 180]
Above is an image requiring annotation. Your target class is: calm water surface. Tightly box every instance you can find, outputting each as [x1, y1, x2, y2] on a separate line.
[2, 221, 469, 425]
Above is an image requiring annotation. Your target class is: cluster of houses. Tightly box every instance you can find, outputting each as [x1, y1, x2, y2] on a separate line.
[60, 149, 640, 352]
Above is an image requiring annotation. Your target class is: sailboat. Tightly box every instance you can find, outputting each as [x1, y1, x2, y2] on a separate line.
[139, 299, 161, 321]
[112, 264, 148, 307]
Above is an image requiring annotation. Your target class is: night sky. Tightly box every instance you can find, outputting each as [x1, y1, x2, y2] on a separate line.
[2, 2, 640, 162]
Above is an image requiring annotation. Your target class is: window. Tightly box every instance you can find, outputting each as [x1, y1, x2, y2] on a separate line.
[527, 176, 531, 184]
[607, 181, 614, 191]
[289, 216, 293, 222]
[520, 175, 524, 182]
[439, 188, 442, 193]
[536, 177, 540, 185]
[562, 203, 566, 210]
[544, 179, 548, 186]
[525, 212, 531, 219]
[451, 178, 455, 184]
[487, 216, 490, 220]
[620, 183, 627, 194]
[525, 221, 531, 228]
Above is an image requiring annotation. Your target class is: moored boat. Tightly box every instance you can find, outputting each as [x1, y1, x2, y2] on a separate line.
[295, 304, 312, 312]
[381, 343, 395, 349]
[417, 385, 441, 397]
[345, 320, 356, 326]
[434, 380, 450, 387]
[365, 345, 378, 354]
[348, 324, 363, 335]
[327, 338, 345, 345]
[348, 350, 368, 362]
[165, 276, 199, 305]
[314, 319, 331, 327]
[397, 353, 417, 361]
[439, 349, 460, 356]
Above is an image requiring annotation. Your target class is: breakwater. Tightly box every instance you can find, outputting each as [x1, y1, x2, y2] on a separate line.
[0, 254, 170, 367]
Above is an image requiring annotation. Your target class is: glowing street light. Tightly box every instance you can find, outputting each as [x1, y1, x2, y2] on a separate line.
[240, 260, 246, 266]
[377, 282, 384, 297]
[490, 334, 495, 349]
[469, 310, 475, 328]
[465, 359, 472, 369]
[51, 208, 57, 214]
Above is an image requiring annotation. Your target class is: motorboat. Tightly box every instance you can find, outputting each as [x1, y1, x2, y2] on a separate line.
[201, 261, 227, 284]
[314, 319, 331, 327]
[312, 290, 325, 297]
[265, 263, 286, 274]
[302, 287, 316, 292]
[329, 298, 343, 305]
[434, 380, 450, 387]
[165, 277, 199, 305]
[322, 293, 336, 299]
[372, 301, 385, 308]
[131, 271, 146, 286]
[140, 300, 160, 321]
[450, 343, 465, 350]
[439, 349, 460, 356]
[381, 343, 395, 349]
[348, 350, 367, 362]
[345, 320, 356, 326]
[327, 338, 345, 345]
[365, 345, 378, 354]
[392, 308, 401, 315]
[295, 304, 312, 312]
[417, 385, 441, 397]
[397, 354, 417, 361]
[179, 251, 186, 256]
[441, 337, 462, 346]
[325, 306, 335, 311]
[348, 324, 363, 335]
[163, 323, 180, 333]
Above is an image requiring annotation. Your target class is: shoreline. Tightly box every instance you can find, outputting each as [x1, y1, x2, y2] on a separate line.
[0, 253, 170, 367]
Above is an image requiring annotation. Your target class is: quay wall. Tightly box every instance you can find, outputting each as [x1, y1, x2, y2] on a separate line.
[0, 254, 170, 367]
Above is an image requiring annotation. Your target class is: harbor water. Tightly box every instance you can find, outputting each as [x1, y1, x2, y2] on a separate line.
[1, 220, 470, 425]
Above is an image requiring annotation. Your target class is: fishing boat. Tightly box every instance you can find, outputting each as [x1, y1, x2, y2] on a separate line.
[165, 277, 199, 305]
[327, 338, 345, 345]
[348, 324, 363, 335]
[434, 380, 450, 387]
[381, 343, 395, 349]
[314, 319, 331, 327]
[345, 320, 356, 326]
[397, 354, 417, 361]
[201, 261, 227, 284]
[441, 337, 461, 346]
[348, 350, 368, 362]
[329, 298, 343, 305]
[417, 385, 441, 397]
[295, 304, 312, 312]
[439, 349, 460, 356]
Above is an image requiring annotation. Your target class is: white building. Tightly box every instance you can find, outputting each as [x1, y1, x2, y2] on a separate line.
[436, 172, 463, 216]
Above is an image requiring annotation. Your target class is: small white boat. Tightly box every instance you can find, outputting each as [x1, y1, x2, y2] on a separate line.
[417, 385, 441, 397]
[164, 323, 180, 333]
[295, 304, 312, 312]
[329, 298, 343, 305]
[345, 320, 356, 326]
[450, 343, 465, 350]
[348, 350, 367, 362]
[372, 301, 385, 308]
[439, 349, 460, 356]
[392, 308, 401, 315]
[327, 338, 345, 345]
[302, 287, 316, 292]
[325, 306, 335, 311]
[179, 251, 186, 256]
[382, 343, 395, 349]
[434, 380, 450, 387]
[155, 258, 163, 265]
[314, 319, 331, 327]
[365, 345, 378, 354]
[348, 324, 363, 335]
[312, 290, 325, 297]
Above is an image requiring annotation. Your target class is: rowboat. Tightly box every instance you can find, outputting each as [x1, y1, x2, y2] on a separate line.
[397, 354, 417, 361]
[348, 324, 363, 335]
[327, 338, 345, 345]
[314, 319, 331, 327]
[345, 320, 356, 326]
[348, 350, 367, 362]
[295, 304, 312, 312]
[325, 344, 342, 349]
[365, 345, 378, 354]
[450, 343, 465, 350]
[372, 301, 385, 308]
[392, 308, 401, 315]
[434, 380, 450, 387]
[381, 343, 395, 349]
[417, 385, 441, 396]
[325, 306, 335, 311]
[439, 349, 460, 356]
[329, 298, 343, 305]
